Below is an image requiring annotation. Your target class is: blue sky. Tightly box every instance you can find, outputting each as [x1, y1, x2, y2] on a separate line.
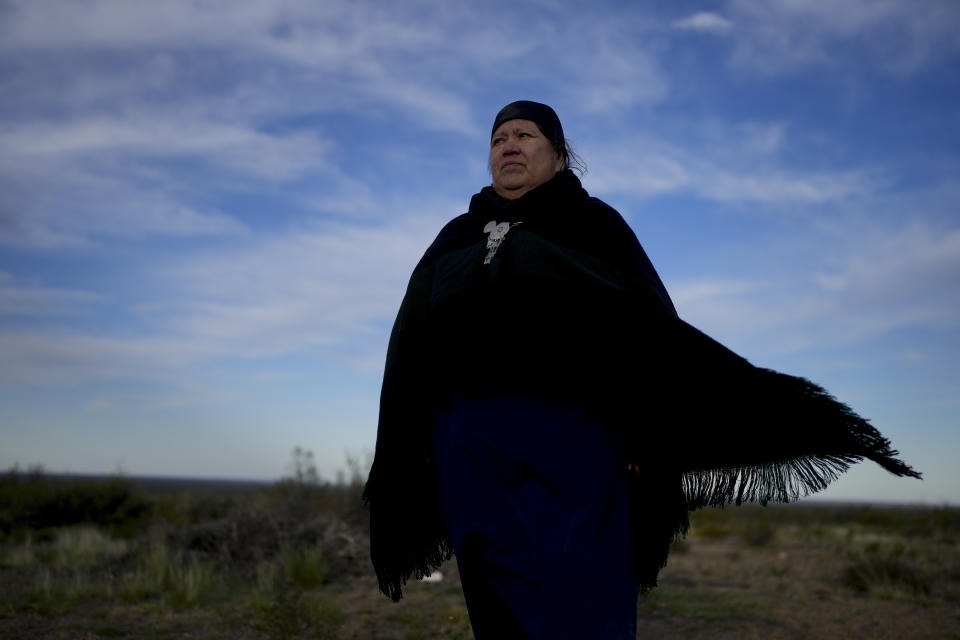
[1, 0, 957, 504]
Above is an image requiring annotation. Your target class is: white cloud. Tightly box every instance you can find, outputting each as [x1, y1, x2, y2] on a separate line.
[584, 151, 691, 197]
[0, 116, 329, 181]
[0, 108, 322, 246]
[0, 331, 209, 385]
[0, 198, 457, 386]
[0, 176, 248, 247]
[0, 0, 681, 251]
[670, 279, 755, 307]
[0, 0, 673, 125]
[724, 0, 960, 75]
[815, 225, 960, 328]
[672, 222, 960, 359]
[674, 12, 734, 32]
[706, 121, 787, 157]
[365, 81, 478, 137]
[562, 39, 669, 113]
[0, 273, 104, 316]
[698, 170, 872, 204]
[103, 199, 249, 239]
[584, 132, 875, 206]
[164, 207, 454, 357]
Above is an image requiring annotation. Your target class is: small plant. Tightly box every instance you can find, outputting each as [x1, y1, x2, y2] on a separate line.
[0, 531, 37, 567]
[313, 596, 346, 640]
[288, 447, 320, 485]
[251, 547, 342, 640]
[842, 555, 931, 599]
[118, 539, 218, 607]
[52, 525, 127, 566]
[281, 545, 328, 589]
[251, 573, 343, 640]
[253, 579, 310, 640]
[168, 552, 218, 607]
[741, 520, 776, 548]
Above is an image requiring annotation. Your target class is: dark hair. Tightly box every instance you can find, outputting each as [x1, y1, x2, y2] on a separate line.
[560, 139, 586, 176]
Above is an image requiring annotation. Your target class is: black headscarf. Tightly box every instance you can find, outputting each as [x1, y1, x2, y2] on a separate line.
[491, 100, 566, 159]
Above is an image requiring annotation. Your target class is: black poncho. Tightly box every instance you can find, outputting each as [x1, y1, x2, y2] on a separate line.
[363, 169, 920, 601]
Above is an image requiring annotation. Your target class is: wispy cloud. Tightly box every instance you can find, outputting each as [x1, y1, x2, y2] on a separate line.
[670, 279, 755, 307]
[674, 222, 960, 359]
[0, 198, 456, 387]
[724, 0, 960, 75]
[0, 331, 207, 386]
[164, 207, 454, 357]
[698, 170, 874, 204]
[0, 273, 104, 317]
[0, 175, 249, 248]
[673, 12, 734, 32]
[584, 129, 877, 206]
[0, 0, 677, 251]
[558, 22, 669, 113]
[815, 225, 960, 328]
[1, 114, 331, 179]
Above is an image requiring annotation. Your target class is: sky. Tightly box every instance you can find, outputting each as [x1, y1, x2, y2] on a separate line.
[1, 0, 957, 504]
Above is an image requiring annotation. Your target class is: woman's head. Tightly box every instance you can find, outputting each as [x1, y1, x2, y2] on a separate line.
[489, 100, 574, 200]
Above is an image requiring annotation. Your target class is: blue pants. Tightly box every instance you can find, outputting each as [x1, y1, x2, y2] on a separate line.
[432, 394, 639, 639]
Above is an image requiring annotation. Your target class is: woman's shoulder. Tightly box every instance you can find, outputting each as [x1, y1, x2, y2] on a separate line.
[415, 211, 484, 271]
[545, 193, 641, 261]
[583, 195, 635, 235]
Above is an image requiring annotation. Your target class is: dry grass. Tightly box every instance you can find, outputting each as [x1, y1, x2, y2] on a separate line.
[1, 468, 958, 639]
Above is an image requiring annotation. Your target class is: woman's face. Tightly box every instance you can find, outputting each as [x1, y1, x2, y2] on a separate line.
[489, 118, 563, 200]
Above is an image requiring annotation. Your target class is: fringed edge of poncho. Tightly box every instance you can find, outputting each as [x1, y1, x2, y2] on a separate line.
[626, 370, 920, 592]
[679, 370, 920, 508]
[362, 482, 454, 602]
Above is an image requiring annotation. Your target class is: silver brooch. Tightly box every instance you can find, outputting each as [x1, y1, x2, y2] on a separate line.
[483, 220, 522, 264]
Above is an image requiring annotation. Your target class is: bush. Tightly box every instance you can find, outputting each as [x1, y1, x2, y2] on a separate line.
[842, 556, 931, 598]
[251, 555, 344, 640]
[52, 526, 128, 567]
[0, 469, 151, 539]
[281, 546, 328, 589]
[741, 520, 777, 548]
[119, 539, 220, 607]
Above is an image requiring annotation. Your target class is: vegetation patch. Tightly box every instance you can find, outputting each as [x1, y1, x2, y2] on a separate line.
[1, 458, 957, 639]
[843, 555, 932, 599]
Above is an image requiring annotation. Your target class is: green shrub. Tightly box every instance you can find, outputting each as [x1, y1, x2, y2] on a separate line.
[118, 540, 219, 607]
[281, 546, 328, 589]
[313, 596, 346, 640]
[168, 552, 218, 607]
[842, 556, 931, 598]
[0, 469, 151, 539]
[741, 520, 777, 548]
[151, 490, 235, 527]
[252, 578, 344, 640]
[52, 526, 128, 566]
[1, 526, 127, 570]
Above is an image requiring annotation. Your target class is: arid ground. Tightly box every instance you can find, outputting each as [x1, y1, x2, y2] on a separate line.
[2, 467, 957, 639]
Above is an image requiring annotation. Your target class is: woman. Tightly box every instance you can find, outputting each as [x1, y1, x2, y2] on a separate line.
[364, 101, 919, 639]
